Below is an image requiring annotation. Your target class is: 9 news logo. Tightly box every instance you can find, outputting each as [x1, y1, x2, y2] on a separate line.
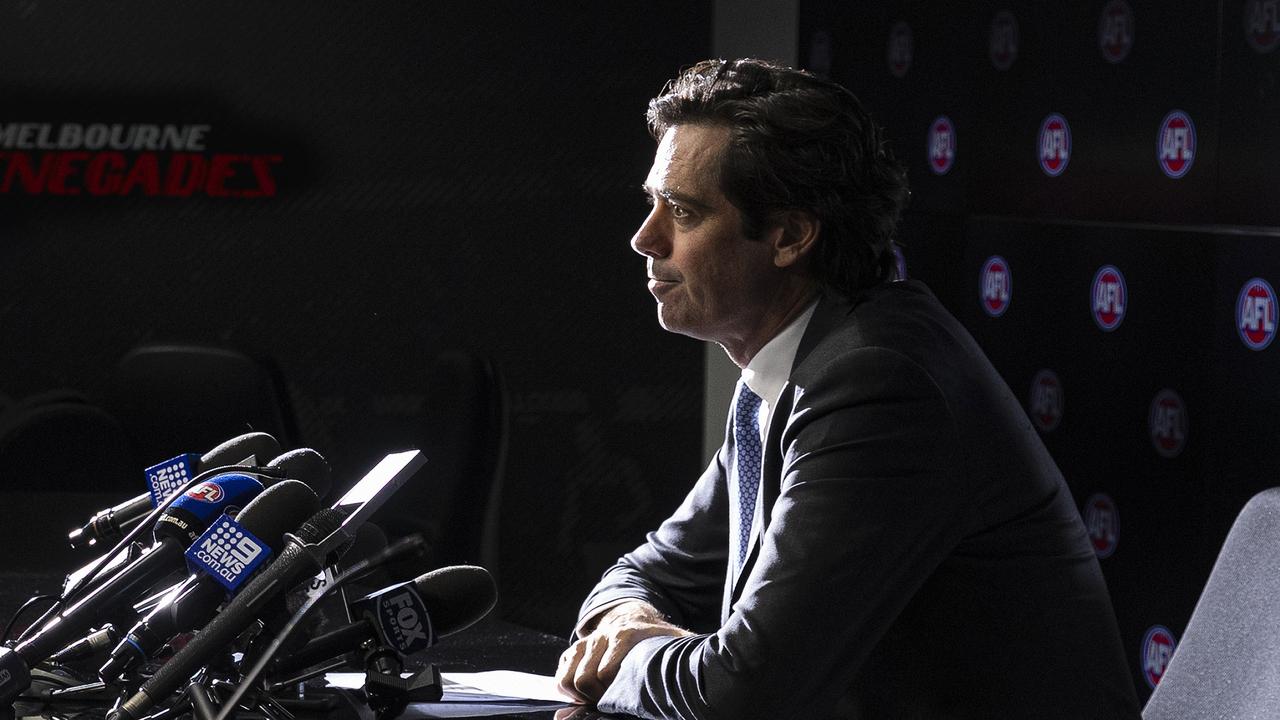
[186, 517, 270, 591]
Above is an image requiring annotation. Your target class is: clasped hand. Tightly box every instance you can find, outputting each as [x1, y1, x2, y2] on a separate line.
[556, 601, 693, 705]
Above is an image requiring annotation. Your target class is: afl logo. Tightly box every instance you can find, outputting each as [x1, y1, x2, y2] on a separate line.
[1083, 493, 1118, 559]
[887, 22, 913, 78]
[1157, 110, 1196, 179]
[1091, 265, 1127, 331]
[1038, 114, 1071, 177]
[1028, 369, 1063, 432]
[1237, 277, 1277, 350]
[1098, 0, 1135, 63]
[928, 116, 956, 175]
[1149, 389, 1188, 458]
[979, 256, 1011, 316]
[989, 11, 1019, 71]
[1246, 0, 1280, 53]
[1142, 626, 1178, 689]
[186, 482, 225, 503]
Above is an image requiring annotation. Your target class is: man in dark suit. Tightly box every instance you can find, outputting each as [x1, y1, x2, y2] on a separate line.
[555, 58, 1140, 719]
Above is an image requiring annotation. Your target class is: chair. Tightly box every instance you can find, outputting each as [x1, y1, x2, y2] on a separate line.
[0, 389, 136, 571]
[1143, 487, 1280, 719]
[105, 344, 299, 468]
[355, 352, 508, 581]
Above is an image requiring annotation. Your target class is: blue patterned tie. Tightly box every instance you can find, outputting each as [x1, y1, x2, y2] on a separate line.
[733, 383, 763, 569]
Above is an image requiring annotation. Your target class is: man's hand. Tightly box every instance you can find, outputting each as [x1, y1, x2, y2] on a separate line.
[556, 600, 694, 704]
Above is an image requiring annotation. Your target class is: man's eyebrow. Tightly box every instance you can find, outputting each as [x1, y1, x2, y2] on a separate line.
[641, 184, 712, 211]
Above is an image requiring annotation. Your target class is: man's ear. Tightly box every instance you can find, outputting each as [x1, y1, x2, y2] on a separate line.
[770, 210, 821, 269]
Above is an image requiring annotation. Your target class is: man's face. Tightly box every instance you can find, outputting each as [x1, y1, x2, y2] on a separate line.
[632, 124, 781, 352]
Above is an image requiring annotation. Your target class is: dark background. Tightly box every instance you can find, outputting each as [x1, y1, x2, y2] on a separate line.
[1, 0, 1277, 706]
[801, 0, 1280, 700]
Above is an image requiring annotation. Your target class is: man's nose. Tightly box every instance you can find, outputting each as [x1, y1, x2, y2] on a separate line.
[630, 206, 669, 259]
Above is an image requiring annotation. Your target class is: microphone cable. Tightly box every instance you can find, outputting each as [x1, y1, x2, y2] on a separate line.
[206, 534, 428, 720]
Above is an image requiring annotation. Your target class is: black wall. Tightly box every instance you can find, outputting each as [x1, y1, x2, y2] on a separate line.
[801, 0, 1280, 701]
[0, 2, 711, 634]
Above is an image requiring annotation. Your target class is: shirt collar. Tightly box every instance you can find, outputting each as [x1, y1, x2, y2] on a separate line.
[741, 300, 819, 408]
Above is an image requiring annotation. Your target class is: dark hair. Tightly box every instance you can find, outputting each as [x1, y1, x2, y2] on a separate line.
[647, 58, 910, 296]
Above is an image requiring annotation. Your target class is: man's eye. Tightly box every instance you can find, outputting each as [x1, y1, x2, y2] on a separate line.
[669, 204, 690, 219]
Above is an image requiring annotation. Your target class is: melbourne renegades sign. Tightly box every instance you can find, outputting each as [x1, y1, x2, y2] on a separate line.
[0, 121, 283, 198]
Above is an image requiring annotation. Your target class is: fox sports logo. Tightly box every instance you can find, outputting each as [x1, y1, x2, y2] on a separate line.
[979, 256, 1011, 316]
[1237, 277, 1277, 350]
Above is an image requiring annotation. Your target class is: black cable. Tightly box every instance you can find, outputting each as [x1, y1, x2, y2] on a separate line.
[210, 534, 427, 720]
[2, 594, 57, 643]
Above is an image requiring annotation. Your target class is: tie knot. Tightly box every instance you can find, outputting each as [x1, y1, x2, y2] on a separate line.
[735, 384, 763, 424]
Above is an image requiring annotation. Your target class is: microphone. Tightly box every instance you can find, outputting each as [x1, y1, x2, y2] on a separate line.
[68, 432, 281, 550]
[268, 565, 497, 678]
[111, 450, 425, 720]
[263, 447, 332, 503]
[111, 507, 346, 720]
[0, 472, 265, 703]
[96, 480, 321, 682]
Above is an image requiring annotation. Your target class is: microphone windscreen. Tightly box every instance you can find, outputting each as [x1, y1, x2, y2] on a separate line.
[201, 432, 281, 469]
[235, 480, 321, 549]
[413, 565, 497, 638]
[265, 448, 332, 501]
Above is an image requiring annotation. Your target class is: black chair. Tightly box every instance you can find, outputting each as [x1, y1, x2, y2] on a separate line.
[0, 389, 135, 571]
[105, 344, 298, 468]
[1142, 487, 1280, 718]
[351, 352, 508, 583]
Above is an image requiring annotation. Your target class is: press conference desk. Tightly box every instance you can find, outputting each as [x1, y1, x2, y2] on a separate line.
[0, 572, 632, 720]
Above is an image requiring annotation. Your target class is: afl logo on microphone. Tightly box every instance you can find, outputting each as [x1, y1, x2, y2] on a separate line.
[989, 11, 1019, 70]
[1083, 493, 1119, 559]
[1149, 389, 1188, 458]
[1237, 277, 1277, 350]
[928, 116, 956, 175]
[1246, 0, 1280, 53]
[1157, 110, 1196, 179]
[1028, 369, 1063, 432]
[1038, 114, 1071, 177]
[1099, 0, 1135, 63]
[980, 256, 1012, 316]
[185, 481, 225, 503]
[1142, 626, 1178, 689]
[887, 22, 913, 78]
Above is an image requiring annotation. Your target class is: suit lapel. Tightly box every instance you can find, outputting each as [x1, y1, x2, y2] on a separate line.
[729, 291, 858, 603]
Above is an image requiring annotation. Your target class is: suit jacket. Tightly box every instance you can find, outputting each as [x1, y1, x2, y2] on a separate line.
[579, 281, 1141, 719]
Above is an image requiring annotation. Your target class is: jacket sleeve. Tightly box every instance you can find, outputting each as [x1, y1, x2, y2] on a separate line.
[575, 441, 733, 637]
[596, 347, 968, 720]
